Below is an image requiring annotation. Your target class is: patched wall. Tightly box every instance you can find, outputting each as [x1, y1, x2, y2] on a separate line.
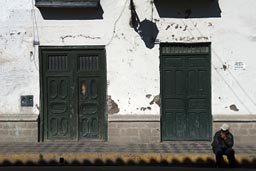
[1, 0, 256, 116]
[1, 0, 256, 143]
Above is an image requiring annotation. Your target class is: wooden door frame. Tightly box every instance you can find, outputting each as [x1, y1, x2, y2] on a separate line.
[160, 42, 212, 141]
[39, 46, 107, 142]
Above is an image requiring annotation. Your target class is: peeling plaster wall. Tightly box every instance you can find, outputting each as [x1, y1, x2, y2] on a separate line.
[0, 0, 256, 116]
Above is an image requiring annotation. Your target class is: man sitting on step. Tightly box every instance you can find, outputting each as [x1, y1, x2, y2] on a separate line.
[211, 123, 236, 168]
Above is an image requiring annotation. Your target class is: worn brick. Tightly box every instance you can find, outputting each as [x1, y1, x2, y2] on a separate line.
[145, 122, 160, 129]
[120, 129, 126, 135]
[230, 123, 242, 129]
[118, 122, 134, 128]
[140, 136, 150, 143]
[1, 137, 15, 142]
[235, 136, 256, 145]
[108, 122, 118, 128]
[125, 129, 139, 136]
[151, 128, 160, 135]
[8, 130, 18, 136]
[149, 136, 160, 143]
[131, 122, 147, 128]
[27, 137, 38, 142]
[26, 122, 37, 129]
[248, 129, 256, 135]
[14, 137, 29, 142]
[130, 136, 141, 142]
[31, 129, 38, 136]
[139, 129, 151, 137]
[14, 122, 25, 128]
[238, 129, 249, 136]
[240, 123, 254, 129]
[2, 123, 15, 129]
[22, 130, 33, 136]
[108, 136, 132, 143]
[230, 128, 239, 135]
[108, 128, 120, 136]
[0, 129, 9, 135]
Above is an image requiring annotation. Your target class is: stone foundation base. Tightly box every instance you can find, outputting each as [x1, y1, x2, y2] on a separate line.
[0, 114, 38, 142]
[0, 114, 255, 144]
[108, 115, 160, 143]
[108, 114, 256, 145]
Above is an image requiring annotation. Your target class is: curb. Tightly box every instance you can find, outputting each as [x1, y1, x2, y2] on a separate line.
[0, 153, 255, 167]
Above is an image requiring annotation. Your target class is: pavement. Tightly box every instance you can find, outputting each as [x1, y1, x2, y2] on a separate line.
[0, 141, 255, 168]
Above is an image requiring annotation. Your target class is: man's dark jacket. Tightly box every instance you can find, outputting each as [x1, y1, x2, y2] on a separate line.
[211, 130, 234, 149]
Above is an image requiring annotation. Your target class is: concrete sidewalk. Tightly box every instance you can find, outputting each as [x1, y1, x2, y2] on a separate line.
[0, 142, 255, 168]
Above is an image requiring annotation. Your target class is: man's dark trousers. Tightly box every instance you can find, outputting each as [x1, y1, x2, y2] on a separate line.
[213, 147, 236, 167]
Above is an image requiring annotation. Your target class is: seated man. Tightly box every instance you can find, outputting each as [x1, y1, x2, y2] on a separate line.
[211, 123, 236, 168]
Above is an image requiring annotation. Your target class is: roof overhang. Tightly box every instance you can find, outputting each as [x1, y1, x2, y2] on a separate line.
[35, 0, 100, 8]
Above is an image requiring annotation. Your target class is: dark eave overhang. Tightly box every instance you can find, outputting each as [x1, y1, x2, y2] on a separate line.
[35, 0, 100, 8]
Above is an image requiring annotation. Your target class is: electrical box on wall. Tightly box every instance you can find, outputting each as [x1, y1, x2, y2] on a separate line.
[21, 95, 33, 107]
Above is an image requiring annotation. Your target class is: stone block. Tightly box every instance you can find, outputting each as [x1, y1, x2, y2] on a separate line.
[238, 129, 249, 136]
[26, 122, 37, 129]
[248, 129, 256, 135]
[14, 122, 27, 129]
[230, 128, 240, 135]
[120, 129, 126, 135]
[108, 136, 132, 143]
[131, 136, 141, 142]
[22, 129, 32, 136]
[140, 135, 150, 143]
[0, 129, 9, 135]
[108, 128, 120, 136]
[31, 129, 38, 136]
[2, 122, 15, 129]
[108, 122, 117, 128]
[131, 122, 147, 128]
[125, 129, 139, 136]
[139, 129, 151, 136]
[149, 136, 161, 143]
[8, 130, 18, 136]
[240, 123, 254, 129]
[118, 122, 134, 128]
[144, 122, 160, 128]
[151, 128, 160, 135]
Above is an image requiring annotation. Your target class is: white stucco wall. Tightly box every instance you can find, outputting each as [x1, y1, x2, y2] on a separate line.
[0, 0, 256, 116]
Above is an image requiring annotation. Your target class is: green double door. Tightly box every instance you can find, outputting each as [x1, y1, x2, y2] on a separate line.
[160, 43, 212, 141]
[40, 46, 107, 141]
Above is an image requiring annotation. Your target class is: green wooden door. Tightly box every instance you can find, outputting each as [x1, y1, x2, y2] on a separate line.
[160, 43, 211, 141]
[40, 46, 106, 141]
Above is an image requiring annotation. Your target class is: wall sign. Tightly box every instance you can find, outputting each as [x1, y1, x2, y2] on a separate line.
[234, 62, 246, 70]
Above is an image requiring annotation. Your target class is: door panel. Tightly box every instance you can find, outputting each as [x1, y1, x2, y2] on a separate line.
[78, 77, 100, 139]
[161, 43, 211, 141]
[47, 77, 72, 140]
[40, 47, 106, 142]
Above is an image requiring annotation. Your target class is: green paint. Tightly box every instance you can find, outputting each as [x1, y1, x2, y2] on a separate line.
[160, 43, 212, 141]
[39, 46, 107, 141]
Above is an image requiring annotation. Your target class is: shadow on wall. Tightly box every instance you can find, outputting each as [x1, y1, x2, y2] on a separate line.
[130, 0, 159, 49]
[154, 0, 221, 18]
[38, 6, 104, 20]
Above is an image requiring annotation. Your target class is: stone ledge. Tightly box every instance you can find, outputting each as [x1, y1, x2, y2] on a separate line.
[0, 114, 38, 121]
[108, 114, 256, 122]
[108, 114, 160, 122]
[213, 114, 256, 122]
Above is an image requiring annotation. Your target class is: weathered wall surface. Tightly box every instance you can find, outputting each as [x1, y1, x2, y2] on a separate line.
[0, 0, 256, 117]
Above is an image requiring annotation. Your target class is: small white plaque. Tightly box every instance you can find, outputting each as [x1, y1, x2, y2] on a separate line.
[234, 62, 246, 70]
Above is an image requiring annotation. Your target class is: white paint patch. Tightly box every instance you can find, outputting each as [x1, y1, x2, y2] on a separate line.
[0, 0, 256, 116]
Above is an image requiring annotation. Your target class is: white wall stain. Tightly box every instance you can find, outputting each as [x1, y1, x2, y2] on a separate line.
[0, 0, 256, 116]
